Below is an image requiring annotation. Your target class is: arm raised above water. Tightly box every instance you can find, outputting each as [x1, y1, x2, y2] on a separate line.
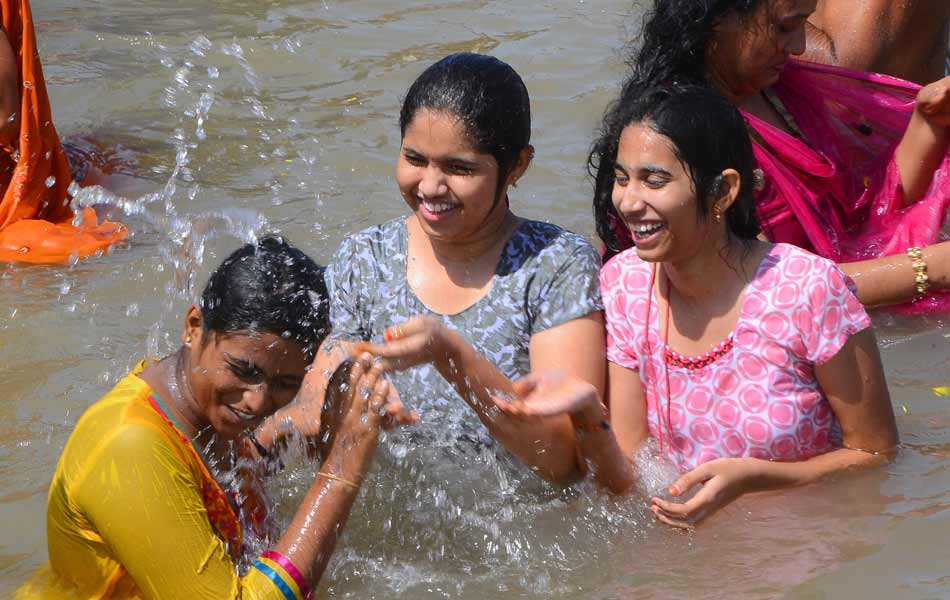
[359, 313, 606, 484]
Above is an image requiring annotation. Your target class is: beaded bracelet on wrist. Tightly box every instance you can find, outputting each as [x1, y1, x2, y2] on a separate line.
[907, 246, 930, 298]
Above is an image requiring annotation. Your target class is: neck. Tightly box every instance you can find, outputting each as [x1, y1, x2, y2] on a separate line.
[662, 237, 747, 305]
[420, 204, 518, 264]
[706, 67, 756, 105]
[169, 349, 230, 463]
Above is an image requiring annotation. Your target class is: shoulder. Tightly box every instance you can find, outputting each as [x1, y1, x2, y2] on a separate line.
[600, 247, 650, 292]
[514, 219, 600, 264]
[328, 218, 406, 280]
[67, 389, 190, 476]
[762, 243, 855, 291]
[333, 218, 405, 256]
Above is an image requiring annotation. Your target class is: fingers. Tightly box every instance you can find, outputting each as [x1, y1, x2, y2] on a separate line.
[668, 464, 711, 497]
[511, 372, 543, 397]
[650, 505, 694, 530]
[367, 378, 388, 426]
[650, 496, 706, 528]
[383, 316, 426, 341]
[491, 395, 530, 418]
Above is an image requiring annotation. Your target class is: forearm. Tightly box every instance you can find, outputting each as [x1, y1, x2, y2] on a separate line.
[436, 332, 581, 483]
[573, 420, 639, 494]
[896, 108, 950, 204]
[746, 448, 890, 492]
[272, 446, 368, 588]
[839, 243, 950, 306]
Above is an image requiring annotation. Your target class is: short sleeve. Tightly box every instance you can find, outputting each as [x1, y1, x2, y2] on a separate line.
[325, 235, 366, 341]
[530, 234, 604, 333]
[600, 255, 641, 371]
[74, 425, 301, 600]
[802, 259, 872, 365]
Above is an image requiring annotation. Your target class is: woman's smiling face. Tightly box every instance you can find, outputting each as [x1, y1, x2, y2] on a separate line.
[183, 308, 309, 441]
[397, 108, 509, 242]
[612, 122, 717, 264]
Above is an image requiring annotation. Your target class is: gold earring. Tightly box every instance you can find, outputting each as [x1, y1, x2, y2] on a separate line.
[511, 180, 519, 188]
[713, 206, 722, 223]
[185, 336, 192, 344]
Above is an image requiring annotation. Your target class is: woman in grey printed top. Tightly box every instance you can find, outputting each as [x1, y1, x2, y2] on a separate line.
[298, 53, 605, 484]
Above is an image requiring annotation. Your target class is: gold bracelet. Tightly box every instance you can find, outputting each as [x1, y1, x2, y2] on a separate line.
[317, 472, 360, 490]
[907, 247, 930, 298]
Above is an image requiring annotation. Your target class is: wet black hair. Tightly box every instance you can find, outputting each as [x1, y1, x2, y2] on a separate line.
[590, 84, 760, 259]
[199, 236, 330, 360]
[399, 52, 531, 197]
[628, 0, 768, 88]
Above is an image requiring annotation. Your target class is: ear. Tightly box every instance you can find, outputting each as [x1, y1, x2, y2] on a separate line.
[505, 145, 535, 187]
[711, 168, 742, 217]
[183, 305, 204, 348]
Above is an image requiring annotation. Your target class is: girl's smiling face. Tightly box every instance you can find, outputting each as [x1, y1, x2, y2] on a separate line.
[612, 122, 721, 264]
[397, 109, 511, 242]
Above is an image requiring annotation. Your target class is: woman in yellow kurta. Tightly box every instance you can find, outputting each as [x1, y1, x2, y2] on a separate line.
[17, 237, 414, 599]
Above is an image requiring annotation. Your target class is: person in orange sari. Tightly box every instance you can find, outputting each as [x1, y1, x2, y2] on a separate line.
[0, 0, 127, 264]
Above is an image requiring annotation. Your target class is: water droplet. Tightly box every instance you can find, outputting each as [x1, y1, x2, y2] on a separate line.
[45, 175, 56, 188]
[59, 281, 71, 295]
[207, 66, 219, 79]
[22, 80, 33, 90]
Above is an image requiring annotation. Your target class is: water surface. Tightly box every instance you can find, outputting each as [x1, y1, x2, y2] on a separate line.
[2, 1, 949, 598]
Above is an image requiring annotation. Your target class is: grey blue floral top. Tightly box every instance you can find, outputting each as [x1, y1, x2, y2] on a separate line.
[326, 216, 603, 417]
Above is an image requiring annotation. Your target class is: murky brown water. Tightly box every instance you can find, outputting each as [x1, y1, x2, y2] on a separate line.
[2, 1, 949, 598]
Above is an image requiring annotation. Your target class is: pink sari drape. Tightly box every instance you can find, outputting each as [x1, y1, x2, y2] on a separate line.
[746, 60, 950, 312]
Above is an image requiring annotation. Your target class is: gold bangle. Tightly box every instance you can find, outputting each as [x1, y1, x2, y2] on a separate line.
[907, 247, 930, 298]
[317, 472, 360, 490]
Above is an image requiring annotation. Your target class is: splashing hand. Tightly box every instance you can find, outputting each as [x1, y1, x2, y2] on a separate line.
[649, 457, 758, 529]
[492, 370, 602, 423]
[916, 77, 950, 128]
[356, 315, 451, 370]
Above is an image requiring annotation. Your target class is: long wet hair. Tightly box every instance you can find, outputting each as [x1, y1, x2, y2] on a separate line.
[590, 84, 760, 259]
[629, 0, 768, 89]
[199, 236, 330, 359]
[399, 52, 531, 198]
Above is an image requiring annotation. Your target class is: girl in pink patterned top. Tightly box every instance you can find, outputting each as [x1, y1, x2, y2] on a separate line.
[494, 85, 898, 528]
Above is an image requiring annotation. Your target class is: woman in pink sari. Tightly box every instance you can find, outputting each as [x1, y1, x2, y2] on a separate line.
[595, 0, 950, 311]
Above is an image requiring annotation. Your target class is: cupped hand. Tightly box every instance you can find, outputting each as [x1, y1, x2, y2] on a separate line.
[491, 370, 602, 422]
[916, 77, 950, 128]
[287, 348, 418, 440]
[327, 355, 391, 454]
[649, 458, 759, 529]
[355, 315, 451, 371]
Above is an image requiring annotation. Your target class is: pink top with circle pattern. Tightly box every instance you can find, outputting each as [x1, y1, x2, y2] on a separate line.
[601, 243, 872, 472]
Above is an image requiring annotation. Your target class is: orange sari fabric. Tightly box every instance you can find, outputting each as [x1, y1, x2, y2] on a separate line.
[0, 0, 126, 264]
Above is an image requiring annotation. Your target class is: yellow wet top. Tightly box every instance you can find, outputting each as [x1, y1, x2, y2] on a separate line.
[16, 362, 306, 600]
